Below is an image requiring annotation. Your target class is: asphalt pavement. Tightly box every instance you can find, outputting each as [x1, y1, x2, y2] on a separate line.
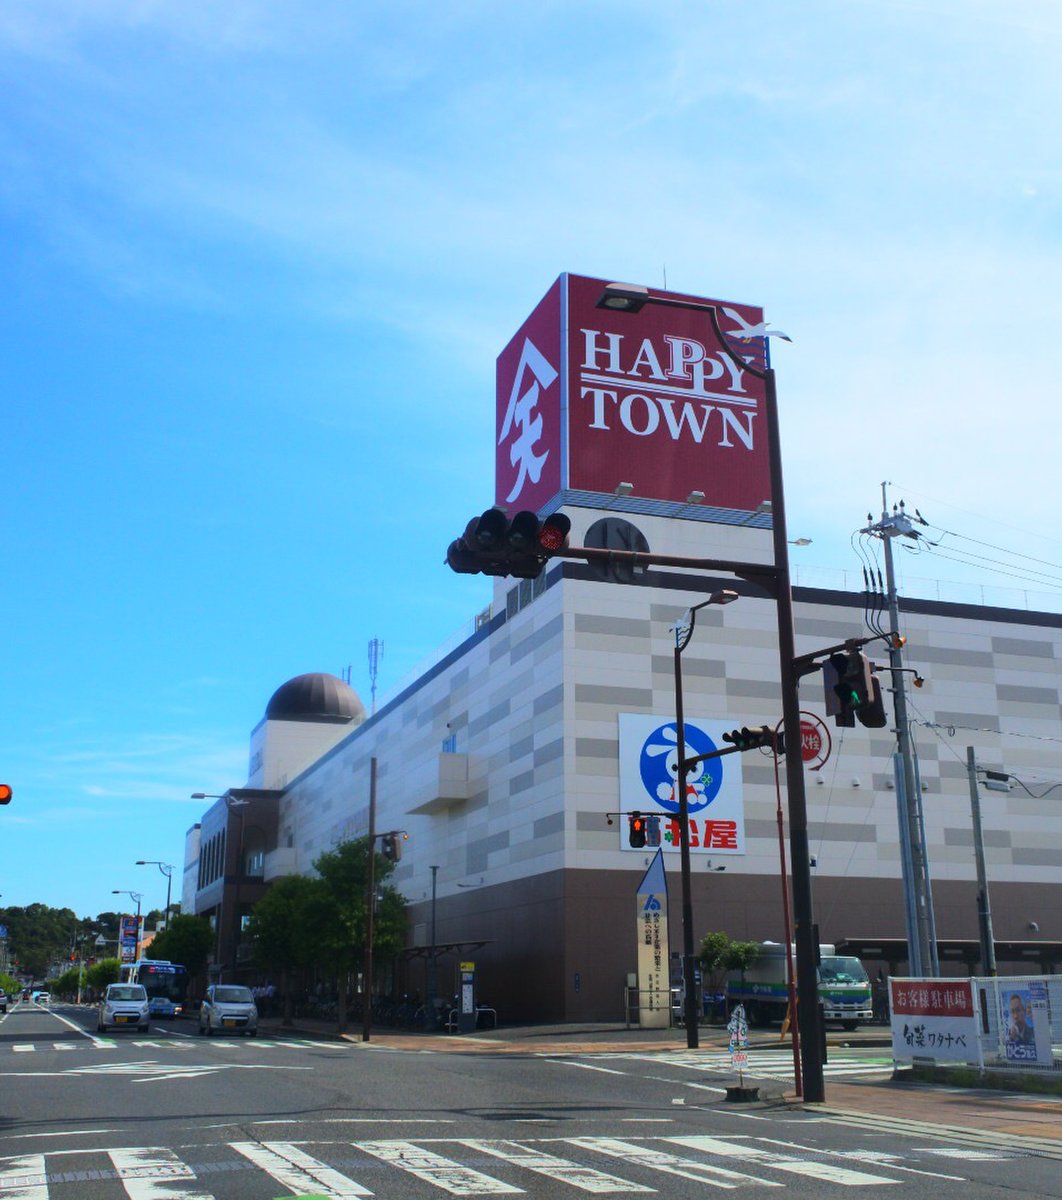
[254, 1013, 1062, 1151]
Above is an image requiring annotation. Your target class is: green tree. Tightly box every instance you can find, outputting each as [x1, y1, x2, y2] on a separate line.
[145, 915, 214, 981]
[698, 931, 760, 993]
[50, 965, 83, 999]
[247, 874, 325, 1026]
[86, 958, 121, 992]
[311, 837, 408, 1032]
[0, 903, 80, 980]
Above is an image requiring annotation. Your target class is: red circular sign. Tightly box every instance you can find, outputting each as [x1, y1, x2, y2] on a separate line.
[799, 720, 822, 762]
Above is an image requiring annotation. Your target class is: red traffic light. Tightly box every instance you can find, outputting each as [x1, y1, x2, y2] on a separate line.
[537, 512, 571, 553]
[446, 509, 571, 580]
[628, 812, 647, 848]
[0, 784, 11, 805]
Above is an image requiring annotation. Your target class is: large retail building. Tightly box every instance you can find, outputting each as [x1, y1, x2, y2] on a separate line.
[184, 275, 1061, 1021]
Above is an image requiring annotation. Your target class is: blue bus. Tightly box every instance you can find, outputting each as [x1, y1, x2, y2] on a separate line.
[119, 960, 189, 1018]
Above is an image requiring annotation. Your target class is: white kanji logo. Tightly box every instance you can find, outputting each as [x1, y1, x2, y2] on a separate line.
[499, 337, 557, 503]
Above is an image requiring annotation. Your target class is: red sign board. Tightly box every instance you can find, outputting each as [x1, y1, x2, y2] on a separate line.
[891, 980, 974, 1019]
[495, 274, 771, 516]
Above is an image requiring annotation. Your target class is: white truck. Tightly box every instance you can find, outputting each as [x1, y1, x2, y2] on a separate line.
[726, 941, 873, 1030]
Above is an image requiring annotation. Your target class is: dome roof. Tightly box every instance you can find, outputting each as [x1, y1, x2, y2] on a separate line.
[265, 673, 365, 723]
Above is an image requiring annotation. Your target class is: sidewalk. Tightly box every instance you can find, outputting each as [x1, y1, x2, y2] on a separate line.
[258, 1015, 1062, 1150]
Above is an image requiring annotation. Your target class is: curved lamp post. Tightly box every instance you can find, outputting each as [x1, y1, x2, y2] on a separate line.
[136, 860, 174, 929]
[673, 589, 740, 1049]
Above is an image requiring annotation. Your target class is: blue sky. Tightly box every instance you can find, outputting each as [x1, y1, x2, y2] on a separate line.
[2, 0, 1060, 920]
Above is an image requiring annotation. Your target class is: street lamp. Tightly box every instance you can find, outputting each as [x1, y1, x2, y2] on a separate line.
[673, 589, 739, 1050]
[427, 865, 440, 1028]
[112, 890, 144, 959]
[596, 282, 826, 1101]
[136, 861, 174, 930]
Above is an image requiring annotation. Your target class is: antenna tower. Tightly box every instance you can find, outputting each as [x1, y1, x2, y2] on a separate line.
[367, 638, 384, 715]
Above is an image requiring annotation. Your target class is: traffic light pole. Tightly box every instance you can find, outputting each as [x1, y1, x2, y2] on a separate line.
[448, 291, 837, 1099]
[759, 361, 825, 1104]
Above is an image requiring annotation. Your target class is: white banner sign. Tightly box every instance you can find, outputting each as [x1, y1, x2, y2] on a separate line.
[890, 977, 981, 1065]
[619, 714, 746, 855]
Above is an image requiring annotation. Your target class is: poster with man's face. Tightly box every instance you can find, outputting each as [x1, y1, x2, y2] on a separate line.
[1001, 983, 1051, 1063]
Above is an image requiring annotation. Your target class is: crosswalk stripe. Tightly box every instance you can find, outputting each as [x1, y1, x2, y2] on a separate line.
[459, 1139, 655, 1193]
[231, 1141, 372, 1196]
[602, 1051, 891, 1081]
[0, 1152, 47, 1199]
[565, 1136, 780, 1190]
[359, 1139, 523, 1194]
[3, 1037, 352, 1056]
[1, 1132, 1033, 1195]
[108, 1147, 215, 1200]
[667, 1136, 898, 1187]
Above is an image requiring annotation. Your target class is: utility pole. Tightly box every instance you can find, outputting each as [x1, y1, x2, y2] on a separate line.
[362, 757, 377, 1042]
[865, 488, 937, 977]
[967, 746, 997, 975]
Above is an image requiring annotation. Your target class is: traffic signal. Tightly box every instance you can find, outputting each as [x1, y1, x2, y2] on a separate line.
[857, 669, 889, 728]
[645, 814, 661, 847]
[0, 784, 11, 805]
[446, 509, 571, 579]
[824, 650, 882, 728]
[722, 725, 784, 754]
[381, 832, 403, 862]
[628, 812, 647, 848]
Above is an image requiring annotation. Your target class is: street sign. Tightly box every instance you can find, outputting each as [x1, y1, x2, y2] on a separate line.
[798, 712, 831, 770]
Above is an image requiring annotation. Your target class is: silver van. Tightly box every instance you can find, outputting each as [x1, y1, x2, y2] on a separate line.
[198, 984, 258, 1036]
[98, 983, 149, 1033]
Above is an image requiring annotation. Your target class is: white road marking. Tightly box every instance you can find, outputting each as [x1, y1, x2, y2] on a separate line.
[460, 1139, 655, 1193]
[250, 1118, 458, 1125]
[548, 1062, 630, 1076]
[565, 1136, 779, 1190]
[359, 1139, 523, 1194]
[47, 1011, 99, 1041]
[920, 1148, 1019, 1161]
[830, 1150, 966, 1180]
[231, 1140, 372, 1196]
[0, 1152, 47, 1199]
[109, 1146, 214, 1199]
[667, 1135, 898, 1187]
[0, 1131, 121, 1142]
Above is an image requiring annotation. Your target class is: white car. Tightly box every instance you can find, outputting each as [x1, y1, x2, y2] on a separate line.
[198, 984, 258, 1036]
[33, 991, 50, 1007]
[98, 983, 149, 1033]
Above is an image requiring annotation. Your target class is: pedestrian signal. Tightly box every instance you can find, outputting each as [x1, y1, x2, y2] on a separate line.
[628, 812, 647, 848]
